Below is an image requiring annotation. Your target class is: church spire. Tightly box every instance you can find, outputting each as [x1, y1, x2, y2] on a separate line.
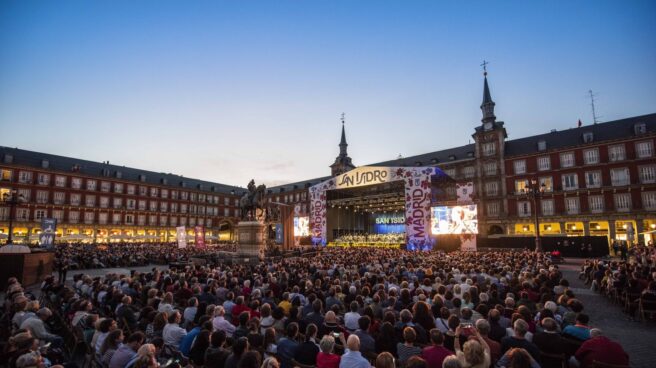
[339, 113, 348, 155]
[480, 60, 496, 124]
[330, 113, 355, 176]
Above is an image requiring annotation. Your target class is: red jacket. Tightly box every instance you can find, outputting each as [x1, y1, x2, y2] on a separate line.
[575, 336, 629, 368]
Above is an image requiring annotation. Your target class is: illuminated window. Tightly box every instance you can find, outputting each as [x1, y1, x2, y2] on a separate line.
[515, 179, 529, 194]
[539, 177, 553, 192]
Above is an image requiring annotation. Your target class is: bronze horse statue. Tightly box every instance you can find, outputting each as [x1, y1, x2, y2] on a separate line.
[239, 180, 267, 221]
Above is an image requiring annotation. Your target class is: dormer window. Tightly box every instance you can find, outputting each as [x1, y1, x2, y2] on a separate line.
[415, 161, 422, 166]
[115, 171, 122, 179]
[582, 132, 594, 143]
[467, 152, 474, 158]
[431, 158, 439, 164]
[634, 122, 647, 135]
[161, 178, 168, 185]
[139, 174, 146, 182]
[449, 155, 456, 161]
[41, 160, 49, 169]
[537, 140, 547, 151]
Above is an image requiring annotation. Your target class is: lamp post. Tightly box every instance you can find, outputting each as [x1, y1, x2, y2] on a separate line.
[523, 179, 546, 253]
[2, 189, 26, 244]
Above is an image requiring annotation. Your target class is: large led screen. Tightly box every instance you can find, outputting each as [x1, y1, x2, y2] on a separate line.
[294, 216, 310, 237]
[431, 205, 478, 235]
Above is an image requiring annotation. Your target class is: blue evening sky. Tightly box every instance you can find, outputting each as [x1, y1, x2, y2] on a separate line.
[1, 0, 654, 187]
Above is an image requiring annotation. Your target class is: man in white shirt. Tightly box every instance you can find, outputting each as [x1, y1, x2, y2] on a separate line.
[212, 306, 236, 337]
[162, 311, 187, 348]
[344, 301, 361, 332]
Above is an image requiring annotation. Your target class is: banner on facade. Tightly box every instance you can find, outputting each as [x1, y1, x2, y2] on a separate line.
[176, 226, 187, 248]
[194, 225, 206, 248]
[456, 182, 477, 251]
[39, 218, 57, 248]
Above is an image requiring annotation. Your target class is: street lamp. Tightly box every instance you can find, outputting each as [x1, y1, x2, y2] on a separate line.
[2, 189, 26, 244]
[523, 179, 546, 253]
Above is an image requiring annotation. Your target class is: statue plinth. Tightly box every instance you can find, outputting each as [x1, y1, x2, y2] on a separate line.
[236, 221, 266, 263]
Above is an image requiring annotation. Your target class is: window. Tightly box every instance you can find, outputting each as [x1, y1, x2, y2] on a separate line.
[583, 148, 599, 165]
[100, 197, 109, 208]
[585, 171, 602, 188]
[16, 208, 29, 221]
[53, 210, 63, 221]
[99, 213, 109, 224]
[71, 177, 82, 189]
[537, 140, 547, 151]
[190, 192, 197, 201]
[150, 187, 158, 197]
[589, 195, 604, 213]
[541, 199, 554, 216]
[36, 190, 49, 204]
[561, 173, 578, 190]
[485, 181, 499, 196]
[486, 202, 500, 216]
[517, 201, 531, 217]
[484, 162, 497, 176]
[69, 211, 80, 223]
[138, 200, 146, 210]
[150, 201, 158, 211]
[113, 213, 122, 225]
[634, 122, 647, 135]
[171, 203, 178, 213]
[224, 197, 230, 206]
[84, 212, 94, 224]
[85, 195, 96, 207]
[35, 209, 46, 220]
[513, 160, 526, 174]
[614, 193, 631, 212]
[86, 180, 97, 191]
[639, 165, 656, 184]
[180, 217, 187, 226]
[18, 171, 33, 183]
[608, 144, 626, 161]
[113, 197, 122, 209]
[199, 194, 206, 202]
[181, 192, 188, 200]
[161, 189, 169, 199]
[37, 173, 50, 185]
[189, 204, 197, 214]
[18, 188, 31, 201]
[127, 199, 136, 210]
[137, 215, 146, 226]
[159, 216, 167, 225]
[636, 140, 654, 158]
[582, 132, 594, 143]
[125, 214, 134, 225]
[160, 202, 168, 212]
[537, 156, 551, 171]
[171, 191, 178, 200]
[539, 177, 553, 192]
[149, 215, 157, 225]
[127, 185, 136, 195]
[100, 181, 111, 192]
[53, 192, 65, 205]
[565, 197, 580, 214]
[462, 166, 475, 179]
[55, 176, 66, 187]
[181, 204, 188, 213]
[1, 169, 12, 181]
[560, 152, 575, 168]
[170, 217, 177, 226]
[642, 192, 656, 210]
[610, 168, 630, 186]
[515, 179, 529, 194]
[482, 142, 496, 156]
[224, 208, 230, 216]
[189, 217, 196, 226]
[70, 193, 81, 206]
[139, 186, 147, 196]
[0, 207, 9, 220]
[114, 183, 123, 193]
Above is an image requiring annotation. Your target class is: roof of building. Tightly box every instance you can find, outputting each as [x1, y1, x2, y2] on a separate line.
[370, 144, 476, 168]
[504, 113, 656, 156]
[0, 146, 243, 195]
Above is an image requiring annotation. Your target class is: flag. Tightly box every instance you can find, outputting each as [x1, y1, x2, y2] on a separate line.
[577, 119, 582, 127]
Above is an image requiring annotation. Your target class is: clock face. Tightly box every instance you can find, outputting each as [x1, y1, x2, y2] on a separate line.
[484, 122, 493, 131]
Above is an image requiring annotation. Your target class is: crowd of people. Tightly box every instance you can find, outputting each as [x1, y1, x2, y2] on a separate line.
[581, 244, 656, 321]
[333, 233, 405, 246]
[54, 243, 237, 270]
[2, 247, 632, 368]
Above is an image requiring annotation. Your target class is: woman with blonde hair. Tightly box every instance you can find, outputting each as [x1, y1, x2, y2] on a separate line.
[453, 326, 490, 368]
[261, 356, 279, 368]
[375, 352, 395, 368]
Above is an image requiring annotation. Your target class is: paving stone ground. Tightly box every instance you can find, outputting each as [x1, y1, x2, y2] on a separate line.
[559, 259, 656, 368]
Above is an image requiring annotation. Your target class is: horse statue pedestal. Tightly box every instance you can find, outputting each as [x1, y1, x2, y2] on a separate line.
[236, 221, 266, 264]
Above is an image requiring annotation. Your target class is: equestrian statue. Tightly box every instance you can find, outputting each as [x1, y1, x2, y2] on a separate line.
[239, 179, 267, 221]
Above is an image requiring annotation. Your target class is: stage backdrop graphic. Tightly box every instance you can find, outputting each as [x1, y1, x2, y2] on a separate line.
[310, 166, 445, 249]
[456, 181, 477, 251]
[39, 218, 57, 248]
[176, 226, 187, 249]
[194, 225, 206, 248]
